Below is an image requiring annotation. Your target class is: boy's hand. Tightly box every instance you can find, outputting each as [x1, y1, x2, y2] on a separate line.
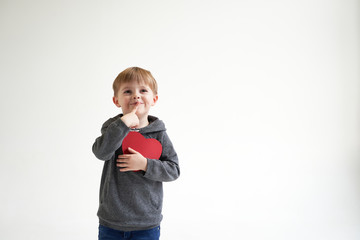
[121, 103, 139, 128]
[116, 147, 148, 172]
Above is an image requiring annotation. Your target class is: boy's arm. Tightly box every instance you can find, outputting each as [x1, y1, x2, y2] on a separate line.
[92, 116, 130, 161]
[143, 132, 180, 182]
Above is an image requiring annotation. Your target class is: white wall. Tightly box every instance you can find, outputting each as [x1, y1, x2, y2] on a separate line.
[1, 0, 359, 239]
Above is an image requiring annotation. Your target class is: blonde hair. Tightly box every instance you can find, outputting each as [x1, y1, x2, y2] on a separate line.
[113, 67, 158, 96]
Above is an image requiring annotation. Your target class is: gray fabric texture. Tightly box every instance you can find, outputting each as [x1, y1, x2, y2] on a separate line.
[92, 114, 180, 231]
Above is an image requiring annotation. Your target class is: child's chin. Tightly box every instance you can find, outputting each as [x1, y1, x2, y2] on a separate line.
[137, 110, 149, 117]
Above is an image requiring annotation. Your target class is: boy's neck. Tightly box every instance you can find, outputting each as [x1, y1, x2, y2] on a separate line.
[137, 115, 150, 128]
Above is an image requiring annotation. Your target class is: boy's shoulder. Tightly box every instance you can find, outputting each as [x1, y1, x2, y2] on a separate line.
[101, 113, 123, 127]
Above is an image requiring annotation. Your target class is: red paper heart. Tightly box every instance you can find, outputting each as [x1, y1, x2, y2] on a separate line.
[122, 131, 162, 160]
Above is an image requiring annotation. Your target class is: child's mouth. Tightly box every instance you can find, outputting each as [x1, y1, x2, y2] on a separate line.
[130, 102, 142, 105]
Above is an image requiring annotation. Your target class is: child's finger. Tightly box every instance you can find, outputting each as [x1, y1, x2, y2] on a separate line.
[119, 167, 131, 172]
[116, 162, 127, 167]
[130, 102, 140, 113]
[130, 107, 137, 113]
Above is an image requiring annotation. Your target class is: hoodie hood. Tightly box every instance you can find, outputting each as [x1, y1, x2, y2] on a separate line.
[139, 115, 166, 134]
[139, 115, 166, 133]
[116, 114, 166, 134]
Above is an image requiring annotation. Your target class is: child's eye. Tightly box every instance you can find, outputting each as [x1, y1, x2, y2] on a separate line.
[140, 89, 148, 93]
[124, 90, 131, 94]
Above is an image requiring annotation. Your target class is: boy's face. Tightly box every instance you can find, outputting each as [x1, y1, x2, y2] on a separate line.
[113, 81, 158, 118]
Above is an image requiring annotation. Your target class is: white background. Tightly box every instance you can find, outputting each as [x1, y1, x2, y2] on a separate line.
[1, 0, 359, 239]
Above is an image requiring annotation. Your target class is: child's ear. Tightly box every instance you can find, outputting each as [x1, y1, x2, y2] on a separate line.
[151, 95, 158, 106]
[113, 96, 121, 108]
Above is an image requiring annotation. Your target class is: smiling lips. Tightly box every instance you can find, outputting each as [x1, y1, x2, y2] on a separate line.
[130, 102, 142, 105]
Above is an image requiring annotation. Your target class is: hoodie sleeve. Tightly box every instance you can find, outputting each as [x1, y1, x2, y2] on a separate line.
[143, 131, 180, 182]
[92, 116, 130, 161]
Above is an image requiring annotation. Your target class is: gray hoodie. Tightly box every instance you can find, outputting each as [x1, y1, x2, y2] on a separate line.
[92, 114, 180, 231]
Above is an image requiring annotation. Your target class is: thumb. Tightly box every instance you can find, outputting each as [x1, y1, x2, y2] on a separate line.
[127, 147, 139, 154]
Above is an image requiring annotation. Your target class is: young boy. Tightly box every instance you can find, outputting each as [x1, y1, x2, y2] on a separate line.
[92, 67, 180, 240]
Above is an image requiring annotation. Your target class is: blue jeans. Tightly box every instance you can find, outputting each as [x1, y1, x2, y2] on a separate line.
[98, 225, 160, 240]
